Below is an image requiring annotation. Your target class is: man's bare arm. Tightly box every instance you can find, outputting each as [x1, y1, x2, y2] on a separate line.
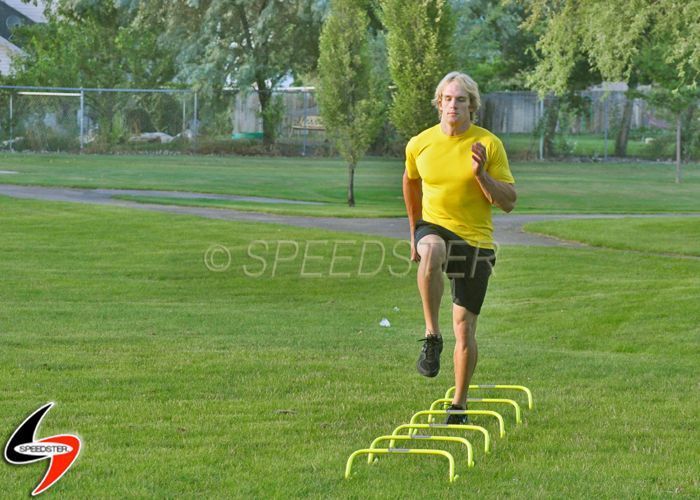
[475, 173, 517, 213]
[471, 142, 517, 213]
[402, 171, 422, 261]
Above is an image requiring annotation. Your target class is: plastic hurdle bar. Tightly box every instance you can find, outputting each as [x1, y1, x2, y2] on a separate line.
[445, 384, 534, 410]
[391, 423, 491, 453]
[430, 398, 522, 425]
[345, 448, 458, 482]
[367, 435, 475, 468]
[409, 409, 506, 438]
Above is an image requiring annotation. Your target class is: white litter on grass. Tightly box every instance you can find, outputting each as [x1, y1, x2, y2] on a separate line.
[0, 170, 18, 174]
[379, 318, 391, 328]
[393, 306, 400, 312]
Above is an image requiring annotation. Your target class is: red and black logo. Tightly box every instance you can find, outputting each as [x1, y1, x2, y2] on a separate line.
[4, 402, 81, 496]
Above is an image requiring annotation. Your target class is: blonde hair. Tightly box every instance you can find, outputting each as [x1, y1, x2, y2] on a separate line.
[432, 71, 481, 121]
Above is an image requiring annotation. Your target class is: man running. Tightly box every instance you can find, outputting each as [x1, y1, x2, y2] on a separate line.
[403, 71, 516, 424]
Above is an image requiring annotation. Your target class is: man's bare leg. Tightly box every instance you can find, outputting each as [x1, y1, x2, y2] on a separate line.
[416, 235, 446, 336]
[451, 304, 478, 407]
[415, 235, 447, 377]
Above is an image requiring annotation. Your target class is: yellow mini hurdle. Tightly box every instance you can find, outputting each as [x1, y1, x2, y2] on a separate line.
[343, 384, 533, 483]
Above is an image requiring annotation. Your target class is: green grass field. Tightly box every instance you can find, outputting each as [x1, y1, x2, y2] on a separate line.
[1, 153, 698, 216]
[501, 133, 666, 160]
[1, 192, 698, 497]
[112, 194, 403, 218]
[526, 217, 700, 257]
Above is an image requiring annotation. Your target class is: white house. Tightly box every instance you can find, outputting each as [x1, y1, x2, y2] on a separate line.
[0, 0, 46, 75]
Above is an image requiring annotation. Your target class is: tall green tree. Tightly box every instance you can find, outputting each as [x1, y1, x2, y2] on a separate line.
[9, 0, 178, 143]
[452, 0, 537, 92]
[381, 0, 455, 139]
[318, 0, 385, 207]
[525, 0, 700, 173]
[140, 0, 323, 146]
[11, 0, 175, 88]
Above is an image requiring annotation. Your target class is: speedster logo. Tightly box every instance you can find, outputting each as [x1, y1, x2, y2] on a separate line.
[4, 403, 81, 496]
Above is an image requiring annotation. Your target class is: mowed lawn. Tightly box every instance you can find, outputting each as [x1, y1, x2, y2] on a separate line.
[1, 196, 698, 498]
[0, 153, 698, 216]
[526, 217, 700, 257]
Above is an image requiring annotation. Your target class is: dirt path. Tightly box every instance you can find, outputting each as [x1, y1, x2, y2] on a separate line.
[1, 184, 693, 247]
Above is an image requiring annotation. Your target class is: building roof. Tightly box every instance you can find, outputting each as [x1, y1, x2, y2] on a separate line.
[3, 0, 46, 23]
[0, 1, 46, 74]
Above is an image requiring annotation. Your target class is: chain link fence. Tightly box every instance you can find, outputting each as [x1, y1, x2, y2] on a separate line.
[0, 86, 196, 153]
[1, 85, 697, 161]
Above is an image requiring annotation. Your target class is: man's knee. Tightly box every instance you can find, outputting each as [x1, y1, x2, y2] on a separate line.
[453, 308, 477, 342]
[417, 235, 446, 271]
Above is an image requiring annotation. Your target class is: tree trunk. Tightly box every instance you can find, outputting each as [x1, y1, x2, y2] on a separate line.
[89, 94, 117, 148]
[347, 161, 356, 207]
[543, 98, 560, 158]
[682, 105, 696, 163]
[675, 113, 682, 184]
[614, 96, 634, 157]
[256, 84, 274, 146]
[241, 3, 275, 148]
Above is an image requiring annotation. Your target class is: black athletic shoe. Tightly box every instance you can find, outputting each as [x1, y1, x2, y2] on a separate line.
[445, 404, 468, 425]
[416, 335, 443, 377]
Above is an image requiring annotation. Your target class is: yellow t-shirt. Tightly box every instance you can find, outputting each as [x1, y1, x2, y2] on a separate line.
[405, 124, 514, 249]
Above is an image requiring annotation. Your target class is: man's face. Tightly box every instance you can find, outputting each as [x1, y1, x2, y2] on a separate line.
[439, 81, 471, 126]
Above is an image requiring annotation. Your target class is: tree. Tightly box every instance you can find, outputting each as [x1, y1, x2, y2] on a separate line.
[318, 0, 385, 207]
[525, 0, 700, 174]
[11, 1, 178, 89]
[381, 0, 455, 139]
[637, 40, 700, 182]
[9, 0, 178, 144]
[452, 0, 583, 157]
[140, 0, 323, 146]
[452, 0, 538, 93]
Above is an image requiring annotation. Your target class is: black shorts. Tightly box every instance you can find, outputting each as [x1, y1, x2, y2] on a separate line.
[414, 220, 496, 315]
